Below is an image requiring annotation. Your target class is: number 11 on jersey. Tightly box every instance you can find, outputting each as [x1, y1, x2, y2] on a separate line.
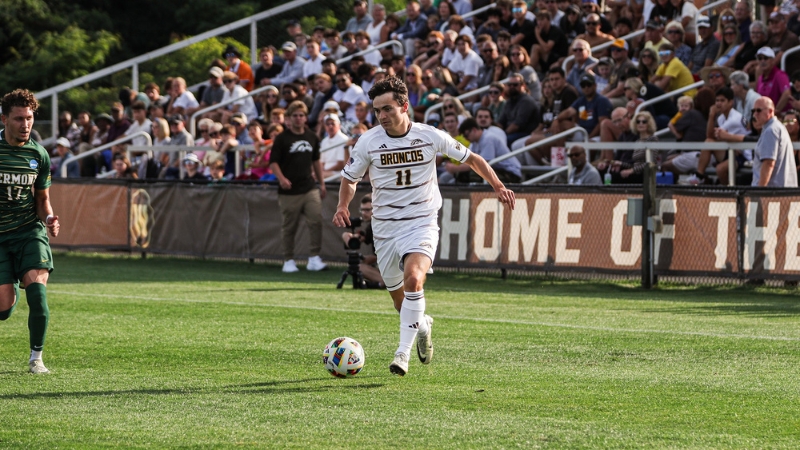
[395, 169, 411, 186]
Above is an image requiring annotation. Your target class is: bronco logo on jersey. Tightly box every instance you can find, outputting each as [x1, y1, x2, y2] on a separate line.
[410, 139, 423, 146]
[288, 140, 313, 154]
[29, 160, 38, 170]
[379, 149, 424, 166]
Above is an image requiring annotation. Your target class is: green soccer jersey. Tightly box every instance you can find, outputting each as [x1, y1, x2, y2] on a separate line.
[0, 131, 51, 234]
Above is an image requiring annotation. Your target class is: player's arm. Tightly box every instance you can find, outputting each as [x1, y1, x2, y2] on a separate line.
[333, 178, 358, 227]
[462, 153, 516, 210]
[34, 188, 59, 237]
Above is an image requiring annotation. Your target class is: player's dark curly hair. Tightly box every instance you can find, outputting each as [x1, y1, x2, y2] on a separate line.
[368, 76, 409, 107]
[1, 89, 39, 115]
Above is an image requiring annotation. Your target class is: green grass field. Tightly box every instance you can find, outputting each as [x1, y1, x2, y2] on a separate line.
[1, 253, 800, 449]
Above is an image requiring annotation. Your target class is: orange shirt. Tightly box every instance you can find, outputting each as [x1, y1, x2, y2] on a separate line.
[229, 60, 255, 91]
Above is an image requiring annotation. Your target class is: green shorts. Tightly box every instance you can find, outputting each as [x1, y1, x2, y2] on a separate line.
[0, 222, 54, 285]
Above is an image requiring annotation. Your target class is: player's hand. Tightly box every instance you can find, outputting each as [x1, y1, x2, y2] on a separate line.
[279, 177, 292, 190]
[45, 215, 60, 237]
[332, 207, 352, 228]
[496, 187, 515, 210]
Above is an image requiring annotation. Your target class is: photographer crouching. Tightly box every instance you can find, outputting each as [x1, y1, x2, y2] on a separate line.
[339, 194, 385, 289]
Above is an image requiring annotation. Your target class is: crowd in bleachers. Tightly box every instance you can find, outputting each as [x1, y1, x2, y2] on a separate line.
[48, 0, 800, 186]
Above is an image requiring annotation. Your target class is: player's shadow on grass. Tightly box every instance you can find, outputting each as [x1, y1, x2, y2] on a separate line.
[0, 378, 385, 400]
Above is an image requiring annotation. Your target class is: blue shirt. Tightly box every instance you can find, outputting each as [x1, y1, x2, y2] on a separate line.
[570, 93, 613, 134]
[752, 116, 798, 187]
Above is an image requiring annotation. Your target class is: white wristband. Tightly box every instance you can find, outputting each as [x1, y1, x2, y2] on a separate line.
[45, 215, 54, 224]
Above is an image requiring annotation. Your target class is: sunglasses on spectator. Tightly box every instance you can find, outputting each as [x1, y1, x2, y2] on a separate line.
[585, 22, 598, 26]
[572, 47, 586, 52]
[444, 104, 455, 109]
[200, 128, 209, 133]
[511, 7, 523, 12]
[667, 29, 682, 34]
[507, 82, 521, 87]
[658, 50, 672, 57]
[756, 55, 771, 61]
[579, 82, 593, 88]
[721, 15, 734, 21]
[784, 119, 798, 125]
[209, 132, 220, 137]
[641, 53, 654, 58]
[224, 80, 236, 84]
[709, 73, 723, 78]
[753, 108, 766, 113]
[567, 153, 582, 158]
[336, 78, 348, 83]
[482, 49, 493, 53]
[489, 90, 501, 95]
[636, 119, 649, 124]
[723, 31, 737, 36]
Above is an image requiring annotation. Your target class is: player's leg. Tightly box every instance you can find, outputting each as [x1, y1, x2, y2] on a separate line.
[0, 245, 19, 320]
[389, 253, 432, 376]
[16, 227, 55, 374]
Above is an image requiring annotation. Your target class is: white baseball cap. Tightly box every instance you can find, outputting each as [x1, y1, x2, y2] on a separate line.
[56, 137, 71, 148]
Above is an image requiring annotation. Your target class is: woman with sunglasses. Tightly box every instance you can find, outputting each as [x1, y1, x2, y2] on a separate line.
[258, 85, 281, 124]
[637, 49, 660, 83]
[480, 82, 508, 123]
[715, 24, 742, 67]
[714, 8, 737, 41]
[665, 21, 692, 67]
[614, 111, 659, 183]
[493, 55, 511, 83]
[219, 71, 258, 124]
[508, 45, 542, 103]
[440, 95, 471, 122]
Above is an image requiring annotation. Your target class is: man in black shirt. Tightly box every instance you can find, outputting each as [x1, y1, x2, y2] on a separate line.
[254, 47, 283, 87]
[530, 10, 569, 73]
[509, 0, 537, 53]
[269, 100, 328, 273]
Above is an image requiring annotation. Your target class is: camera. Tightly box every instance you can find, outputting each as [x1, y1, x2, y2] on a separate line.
[336, 216, 378, 289]
[346, 217, 363, 250]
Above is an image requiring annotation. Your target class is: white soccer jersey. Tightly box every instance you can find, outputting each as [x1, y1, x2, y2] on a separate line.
[341, 122, 471, 238]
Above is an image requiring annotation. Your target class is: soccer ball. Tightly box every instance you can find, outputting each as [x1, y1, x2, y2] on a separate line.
[322, 337, 365, 378]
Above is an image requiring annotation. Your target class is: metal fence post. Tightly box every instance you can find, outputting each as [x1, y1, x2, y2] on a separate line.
[642, 162, 657, 289]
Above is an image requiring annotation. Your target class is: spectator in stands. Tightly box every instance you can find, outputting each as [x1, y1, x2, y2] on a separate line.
[214, 123, 239, 178]
[279, 83, 300, 109]
[735, 21, 768, 74]
[476, 8, 505, 42]
[637, 48, 659, 82]
[717, 24, 742, 67]
[436, 1, 456, 31]
[591, 57, 613, 93]
[309, 74, 336, 128]
[167, 77, 199, 118]
[346, 0, 372, 33]
[76, 111, 95, 155]
[475, 107, 507, 139]
[259, 85, 281, 122]
[219, 71, 258, 124]
[751, 96, 798, 186]
[509, 0, 536, 52]
[455, 118, 522, 183]
[355, 32, 383, 68]
[598, 106, 636, 164]
[269, 101, 327, 273]
[790, 0, 800, 36]
[623, 75, 675, 129]
[480, 82, 508, 121]
[770, 11, 800, 75]
[611, 110, 658, 183]
[107, 102, 131, 147]
[162, 116, 194, 178]
[696, 87, 749, 185]
[447, 35, 482, 94]
[496, 30, 512, 57]
[734, 0, 753, 44]
[366, 3, 386, 44]
[755, 47, 790, 109]
[118, 87, 150, 121]
[286, 19, 302, 39]
[194, 117, 214, 151]
[270, 108, 286, 126]
[238, 122, 271, 181]
[560, 4, 586, 45]
[415, 31, 444, 69]
[405, 64, 427, 108]
[663, 96, 707, 177]
[144, 82, 169, 113]
[340, 31, 359, 58]
[644, 21, 669, 65]
[730, 70, 761, 122]
[671, 0, 698, 44]
[559, 73, 612, 141]
[498, 72, 539, 146]
[92, 113, 112, 150]
[52, 137, 79, 178]
[507, 45, 541, 103]
[150, 117, 171, 178]
[651, 43, 696, 97]
[602, 39, 636, 108]
[568, 146, 601, 185]
[151, 117, 171, 146]
[530, 10, 569, 74]
[319, 114, 349, 179]
[782, 111, 800, 176]
[577, 13, 614, 57]
[333, 70, 367, 123]
[689, 16, 719, 74]
[57, 111, 81, 149]
[582, 0, 613, 34]
[392, 2, 429, 58]
[262, 42, 307, 88]
[111, 153, 138, 179]
[294, 33, 311, 59]
[566, 39, 598, 89]
[448, 15, 473, 40]
[715, 7, 736, 40]
[323, 29, 346, 60]
[201, 122, 224, 170]
[777, 71, 800, 112]
[665, 21, 691, 67]
[123, 101, 152, 148]
[302, 39, 325, 78]
[254, 47, 283, 87]
[178, 153, 205, 181]
[190, 67, 225, 119]
[222, 45, 254, 92]
[209, 159, 227, 182]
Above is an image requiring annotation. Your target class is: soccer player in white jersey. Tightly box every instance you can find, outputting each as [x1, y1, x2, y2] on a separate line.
[332, 77, 516, 376]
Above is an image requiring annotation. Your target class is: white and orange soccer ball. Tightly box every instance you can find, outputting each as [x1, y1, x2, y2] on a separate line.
[322, 337, 365, 378]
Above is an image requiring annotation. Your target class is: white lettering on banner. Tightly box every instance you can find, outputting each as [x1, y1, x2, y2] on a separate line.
[508, 199, 550, 263]
[654, 199, 676, 265]
[785, 203, 800, 271]
[440, 199, 470, 261]
[555, 199, 582, 263]
[708, 202, 737, 269]
[473, 198, 503, 261]
[610, 200, 641, 266]
[744, 201, 779, 270]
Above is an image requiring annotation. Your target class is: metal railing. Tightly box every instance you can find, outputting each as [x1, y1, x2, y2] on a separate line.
[508, 127, 588, 185]
[336, 40, 404, 65]
[61, 131, 153, 178]
[562, 30, 645, 72]
[189, 84, 276, 137]
[634, 81, 704, 116]
[34, 0, 315, 141]
[423, 77, 511, 124]
[440, 3, 497, 31]
[782, 44, 800, 72]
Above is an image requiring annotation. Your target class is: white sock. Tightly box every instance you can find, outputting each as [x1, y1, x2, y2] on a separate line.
[30, 350, 42, 362]
[396, 291, 426, 356]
